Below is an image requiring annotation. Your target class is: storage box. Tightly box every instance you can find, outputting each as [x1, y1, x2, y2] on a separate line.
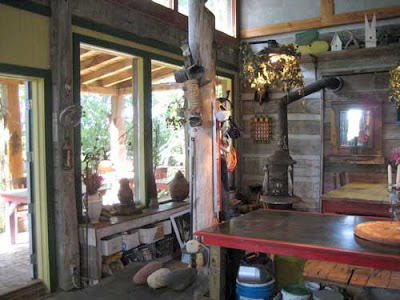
[139, 224, 164, 244]
[121, 230, 140, 251]
[156, 220, 172, 235]
[101, 234, 123, 256]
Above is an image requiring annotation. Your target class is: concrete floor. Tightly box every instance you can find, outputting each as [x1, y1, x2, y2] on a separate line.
[0, 231, 33, 296]
[44, 261, 208, 300]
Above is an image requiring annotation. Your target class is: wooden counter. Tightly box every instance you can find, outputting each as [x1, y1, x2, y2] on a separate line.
[195, 210, 400, 299]
[78, 201, 189, 283]
[321, 183, 391, 217]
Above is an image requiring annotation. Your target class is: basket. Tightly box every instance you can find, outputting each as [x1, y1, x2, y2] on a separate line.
[155, 236, 174, 258]
[128, 243, 157, 262]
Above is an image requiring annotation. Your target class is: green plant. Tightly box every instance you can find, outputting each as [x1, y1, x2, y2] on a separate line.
[82, 145, 104, 196]
[389, 62, 400, 107]
[240, 41, 304, 99]
[166, 97, 186, 130]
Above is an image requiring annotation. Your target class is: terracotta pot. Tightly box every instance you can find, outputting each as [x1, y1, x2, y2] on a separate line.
[169, 171, 189, 202]
[87, 194, 102, 224]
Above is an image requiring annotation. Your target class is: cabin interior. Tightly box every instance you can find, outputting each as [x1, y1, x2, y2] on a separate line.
[1, 1, 400, 299]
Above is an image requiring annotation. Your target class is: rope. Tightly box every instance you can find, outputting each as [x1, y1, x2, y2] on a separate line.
[184, 79, 200, 111]
[226, 145, 237, 173]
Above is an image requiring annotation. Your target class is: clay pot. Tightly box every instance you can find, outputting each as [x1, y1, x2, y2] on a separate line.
[118, 178, 134, 205]
[169, 171, 189, 201]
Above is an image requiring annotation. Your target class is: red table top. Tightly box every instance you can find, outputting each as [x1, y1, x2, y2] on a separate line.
[195, 210, 400, 271]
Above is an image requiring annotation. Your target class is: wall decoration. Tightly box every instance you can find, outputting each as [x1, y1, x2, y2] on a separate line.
[251, 116, 272, 143]
[364, 14, 377, 48]
[331, 33, 343, 51]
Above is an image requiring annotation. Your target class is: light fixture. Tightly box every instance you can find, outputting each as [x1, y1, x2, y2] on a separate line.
[240, 40, 304, 104]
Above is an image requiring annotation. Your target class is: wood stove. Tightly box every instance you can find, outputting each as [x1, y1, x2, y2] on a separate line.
[261, 77, 343, 209]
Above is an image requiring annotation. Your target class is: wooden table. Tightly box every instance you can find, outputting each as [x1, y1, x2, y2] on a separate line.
[78, 201, 189, 284]
[195, 210, 400, 299]
[321, 183, 391, 217]
[0, 188, 27, 244]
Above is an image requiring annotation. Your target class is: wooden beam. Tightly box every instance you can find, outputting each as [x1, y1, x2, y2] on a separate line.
[328, 6, 400, 27]
[320, 0, 334, 25]
[152, 82, 182, 91]
[50, 0, 80, 291]
[80, 49, 100, 61]
[100, 69, 133, 87]
[81, 84, 118, 95]
[0, 78, 24, 85]
[6, 82, 23, 180]
[80, 55, 124, 75]
[151, 67, 175, 83]
[240, 3, 400, 38]
[189, 0, 218, 232]
[81, 59, 132, 84]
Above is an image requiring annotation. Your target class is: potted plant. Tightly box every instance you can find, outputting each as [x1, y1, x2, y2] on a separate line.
[82, 151, 104, 224]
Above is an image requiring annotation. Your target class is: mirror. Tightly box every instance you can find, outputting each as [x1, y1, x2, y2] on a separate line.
[339, 109, 373, 148]
[330, 101, 383, 164]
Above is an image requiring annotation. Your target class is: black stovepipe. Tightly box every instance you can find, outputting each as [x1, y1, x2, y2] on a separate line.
[278, 77, 343, 150]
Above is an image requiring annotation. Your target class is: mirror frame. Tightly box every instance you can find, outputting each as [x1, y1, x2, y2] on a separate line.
[329, 100, 384, 164]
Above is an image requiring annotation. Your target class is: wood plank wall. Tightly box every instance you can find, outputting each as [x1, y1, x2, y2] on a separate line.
[239, 45, 400, 211]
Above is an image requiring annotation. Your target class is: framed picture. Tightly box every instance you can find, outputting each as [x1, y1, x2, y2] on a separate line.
[170, 209, 190, 249]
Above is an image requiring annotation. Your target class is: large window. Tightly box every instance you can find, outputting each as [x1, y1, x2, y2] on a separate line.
[151, 61, 186, 202]
[152, 0, 235, 36]
[79, 44, 140, 207]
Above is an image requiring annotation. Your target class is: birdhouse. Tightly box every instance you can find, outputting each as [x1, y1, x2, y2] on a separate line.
[365, 14, 377, 48]
[331, 33, 342, 51]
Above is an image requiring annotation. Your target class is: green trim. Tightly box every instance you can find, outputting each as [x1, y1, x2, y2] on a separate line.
[143, 57, 153, 207]
[73, 35, 83, 222]
[0, 63, 57, 292]
[0, 0, 50, 16]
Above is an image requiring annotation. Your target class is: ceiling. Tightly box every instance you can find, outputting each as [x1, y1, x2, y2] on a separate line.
[80, 45, 181, 95]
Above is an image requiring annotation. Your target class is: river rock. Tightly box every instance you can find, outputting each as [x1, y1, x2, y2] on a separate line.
[133, 261, 162, 284]
[147, 268, 171, 289]
[167, 268, 197, 291]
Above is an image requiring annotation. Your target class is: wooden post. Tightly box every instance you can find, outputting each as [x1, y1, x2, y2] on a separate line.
[6, 82, 24, 182]
[110, 94, 127, 173]
[189, 0, 218, 232]
[50, 0, 80, 290]
[209, 245, 226, 300]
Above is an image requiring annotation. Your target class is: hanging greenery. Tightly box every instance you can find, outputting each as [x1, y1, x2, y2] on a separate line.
[240, 41, 304, 103]
[165, 97, 186, 130]
[389, 62, 400, 107]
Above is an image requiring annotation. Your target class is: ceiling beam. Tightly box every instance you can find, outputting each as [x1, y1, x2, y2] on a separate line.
[81, 59, 132, 84]
[117, 82, 183, 95]
[81, 55, 124, 75]
[152, 67, 176, 83]
[100, 69, 133, 87]
[80, 50, 100, 61]
[81, 85, 118, 96]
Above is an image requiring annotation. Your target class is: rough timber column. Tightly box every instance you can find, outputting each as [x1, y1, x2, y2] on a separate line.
[189, 0, 218, 231]
[50, 0, 80, 290]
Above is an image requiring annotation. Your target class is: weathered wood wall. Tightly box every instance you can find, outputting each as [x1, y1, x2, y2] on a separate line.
[239, 45, 400, 211]
[323, 72, 399, 192]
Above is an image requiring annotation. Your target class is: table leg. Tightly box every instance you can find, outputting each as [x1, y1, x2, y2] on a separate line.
[6, 202, 18, 245]
[209, 245, 226, 300]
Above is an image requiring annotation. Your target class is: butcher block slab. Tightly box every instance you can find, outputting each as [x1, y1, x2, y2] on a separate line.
[355, 221, 400, 246]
